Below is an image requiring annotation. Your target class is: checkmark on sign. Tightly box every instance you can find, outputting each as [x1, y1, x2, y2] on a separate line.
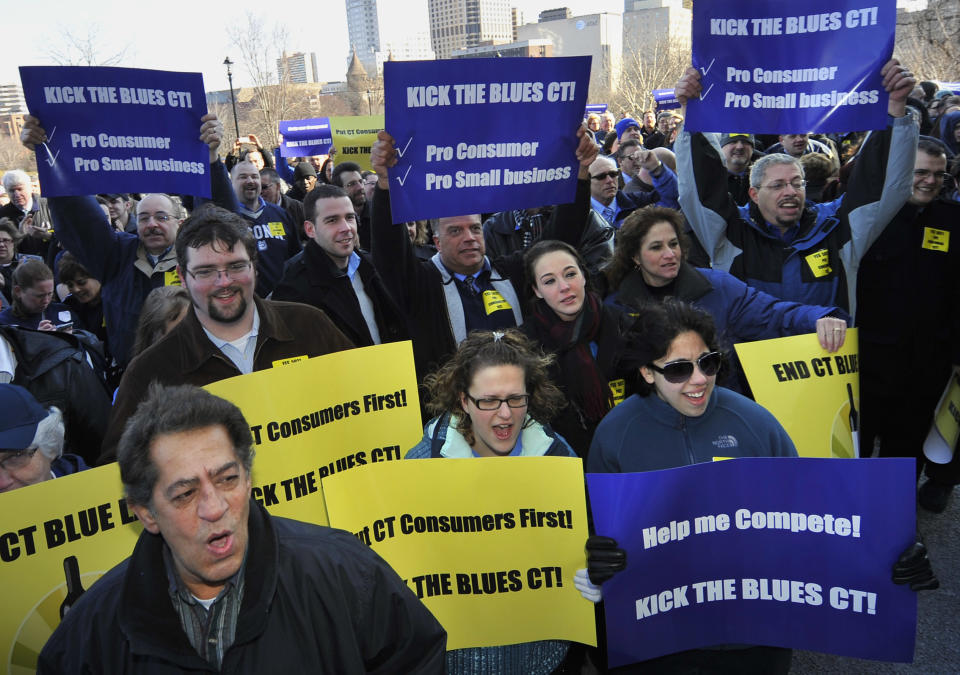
[396, 137, 414, 158]
[394, 165, 413, 186]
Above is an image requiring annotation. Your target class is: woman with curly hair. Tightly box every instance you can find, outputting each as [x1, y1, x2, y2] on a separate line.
[406, 329, 600, 674]
[407, 329, 570, 460]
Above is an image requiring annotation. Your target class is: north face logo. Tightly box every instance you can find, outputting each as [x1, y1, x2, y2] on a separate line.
[711, 435, 738, 449]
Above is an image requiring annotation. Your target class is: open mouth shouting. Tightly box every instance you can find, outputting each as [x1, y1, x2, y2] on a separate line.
[206, 530, 235, 557]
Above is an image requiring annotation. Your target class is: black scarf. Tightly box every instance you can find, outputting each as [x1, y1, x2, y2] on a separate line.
[530, 291, 610, 422]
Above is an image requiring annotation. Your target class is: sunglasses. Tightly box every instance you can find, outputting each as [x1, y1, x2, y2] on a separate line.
[590, 170, 620, 181]
[648, 351, 722, 383]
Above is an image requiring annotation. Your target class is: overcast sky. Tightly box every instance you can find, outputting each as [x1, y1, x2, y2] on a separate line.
[4, 0, 622, 92]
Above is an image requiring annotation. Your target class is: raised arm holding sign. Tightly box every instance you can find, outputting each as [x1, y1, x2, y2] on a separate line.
[20, 113, 224, 368]
[675, 58, 917, 318]
[369, 125, 596, 379]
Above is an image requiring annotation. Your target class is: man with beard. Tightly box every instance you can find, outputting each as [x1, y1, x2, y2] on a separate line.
[676, 58, 918, 315]
[97, 206, 353, 463]
[331, 161, 372, 250]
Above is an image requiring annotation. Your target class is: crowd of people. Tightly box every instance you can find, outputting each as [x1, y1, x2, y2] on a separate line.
[0, 55, 955, 673]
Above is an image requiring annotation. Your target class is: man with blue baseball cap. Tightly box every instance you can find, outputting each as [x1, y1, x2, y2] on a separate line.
[0, 384, 87, 493]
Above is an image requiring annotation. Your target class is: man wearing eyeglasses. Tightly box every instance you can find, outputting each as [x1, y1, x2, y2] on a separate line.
[857, 136, 960, 513]
[0, 384, 87, 494]
[19, 114, 224, 369]
[97, 206, 354, 463]
[588, 154, 679, 228]
[675, 58, 918, 317]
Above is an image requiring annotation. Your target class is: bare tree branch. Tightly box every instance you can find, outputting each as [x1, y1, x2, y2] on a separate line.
[45, 24, 131, 67]
[895, 0, 960, 82]
[609, 34, 691, 116]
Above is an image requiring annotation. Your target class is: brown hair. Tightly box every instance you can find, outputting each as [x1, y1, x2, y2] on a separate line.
[605, 206, 689, 290]
[424, 330, 564, 446]
[132, 286, 191, 357]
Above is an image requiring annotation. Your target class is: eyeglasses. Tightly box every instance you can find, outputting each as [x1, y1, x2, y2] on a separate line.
[137, 212, 174, 224]
[343, 179, 363, 189]
[0, 447, 39, 471]
[648, 351, 722, 383]
[464, 393, 530, 411]
[185, 260, 252, 282]
[0, 237, 13, 246]
[759, 179, 806, 191]
[913, 169, 952, 183]
[591, 170, 620, 181]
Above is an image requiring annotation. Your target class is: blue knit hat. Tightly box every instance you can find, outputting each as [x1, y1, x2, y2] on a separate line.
[615, 118, 641, 140]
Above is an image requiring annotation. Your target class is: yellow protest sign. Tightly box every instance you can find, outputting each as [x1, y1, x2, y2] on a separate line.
[204, 341, 422, 525]
[735, 330, 860, 458]
[322, 456, 596, 650]
[924, 368, 960, 464]
[0, 464, 141, 674]
[329, 115, 384, 170]
[0, 342, 421, 672]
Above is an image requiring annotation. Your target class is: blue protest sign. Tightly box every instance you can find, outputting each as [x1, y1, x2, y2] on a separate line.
[587, 457, 916, 667]
[653, 89, 680, 110]
[685, 0, 896, 134]
[384, 57, 591, 222]
[278, 117, 332, 157]
[585, 103, 608, 116]
[19, 66, 209, 198]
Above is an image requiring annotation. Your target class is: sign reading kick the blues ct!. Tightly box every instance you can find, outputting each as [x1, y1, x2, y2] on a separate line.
[685, 0, 896, 134]
[279, 117, 332, 157]
[19, 66, 210, 197]
[384, 57, 591, 222]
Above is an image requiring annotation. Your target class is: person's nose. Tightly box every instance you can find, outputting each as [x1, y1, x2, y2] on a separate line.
[495, 400, 513, 418]
[196, 482, 229, 522]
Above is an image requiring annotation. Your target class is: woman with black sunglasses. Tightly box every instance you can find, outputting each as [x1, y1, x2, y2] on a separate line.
[588, 300, 797, 474]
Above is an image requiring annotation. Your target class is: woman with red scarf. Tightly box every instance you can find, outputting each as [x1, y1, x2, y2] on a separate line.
[521, 240, 634, 459]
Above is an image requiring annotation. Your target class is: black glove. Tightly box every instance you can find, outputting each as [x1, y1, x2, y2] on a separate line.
[892, 537, 939, 591]
[586, 535, 627, 585]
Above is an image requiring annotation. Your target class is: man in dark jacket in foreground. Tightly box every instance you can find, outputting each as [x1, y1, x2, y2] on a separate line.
[38, 383, 446, 673]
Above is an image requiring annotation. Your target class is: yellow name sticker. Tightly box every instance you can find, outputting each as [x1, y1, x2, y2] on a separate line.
[922, 227, 949, 252]
[482, 289, 512, 315]
[804, 248, 832, 278]
[164, 270, 182, 286]
[609, 379, 626, 406]
[272, 355, 307, 368]
[268, 222, 286, 237]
